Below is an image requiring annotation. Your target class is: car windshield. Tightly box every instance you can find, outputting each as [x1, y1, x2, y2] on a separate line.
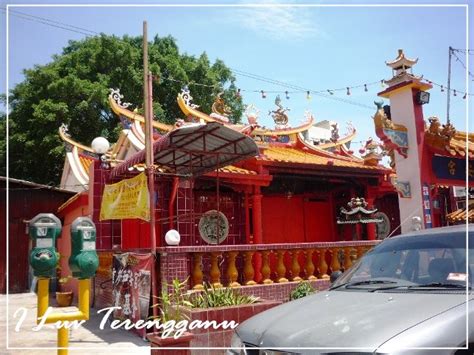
[332, 229, 472, 291]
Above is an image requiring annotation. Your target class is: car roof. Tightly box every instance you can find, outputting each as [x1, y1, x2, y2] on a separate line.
[390, 224, 473, 240]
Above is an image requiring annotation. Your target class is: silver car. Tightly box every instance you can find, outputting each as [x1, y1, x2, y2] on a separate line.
[229, 225, 473, 354]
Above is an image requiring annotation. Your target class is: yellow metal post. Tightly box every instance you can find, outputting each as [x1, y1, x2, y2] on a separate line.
[37, 278, 49, 321]
[57, 326, 69, 355]
[78, 279, 90, 318]
[35, 277, 92, 354]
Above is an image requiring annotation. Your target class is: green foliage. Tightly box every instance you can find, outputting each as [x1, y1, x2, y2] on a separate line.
[189, 283, 260, 309]
[6, 34, 242, 184]
[152, 278, 193, 324]
[289, 281, 316, 301]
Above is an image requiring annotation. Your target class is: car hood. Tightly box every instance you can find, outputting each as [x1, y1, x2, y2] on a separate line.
[237, 290, 468, 350]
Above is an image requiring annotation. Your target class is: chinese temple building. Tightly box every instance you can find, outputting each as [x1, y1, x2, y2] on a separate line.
[55, 49, 471, 322]
[59, 88, 397, 248]
[56, 86, 396, 310]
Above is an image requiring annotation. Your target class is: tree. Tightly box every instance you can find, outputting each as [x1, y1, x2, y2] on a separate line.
[5, 34, 243, 185]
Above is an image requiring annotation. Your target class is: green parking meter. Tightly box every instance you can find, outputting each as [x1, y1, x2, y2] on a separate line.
[29, 213, 61, 278]
[69, 217, 99, 279]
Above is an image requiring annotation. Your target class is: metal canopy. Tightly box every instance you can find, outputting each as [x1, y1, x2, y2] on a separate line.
[110, 122, 259, 179]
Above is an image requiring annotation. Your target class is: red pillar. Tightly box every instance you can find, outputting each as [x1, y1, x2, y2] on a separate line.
[365, 196, 377, 240]
[244, 192, 251, 244]
[252, 191, 263, 243]
[252, 189, 263, 283]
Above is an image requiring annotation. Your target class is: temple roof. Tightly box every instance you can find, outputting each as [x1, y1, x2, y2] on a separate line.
[386, 49, 418, 69]
[259, 146, 388, 172]
[446, 200, 474, 223]
[217, 165, 256, 175]
[59, 89, 391, 190]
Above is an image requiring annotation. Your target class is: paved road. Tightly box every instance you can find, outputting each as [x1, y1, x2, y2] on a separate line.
[1, 292, 149, 355]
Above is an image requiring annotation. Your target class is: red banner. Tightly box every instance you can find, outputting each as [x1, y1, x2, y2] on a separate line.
[112, 253, 152, 338]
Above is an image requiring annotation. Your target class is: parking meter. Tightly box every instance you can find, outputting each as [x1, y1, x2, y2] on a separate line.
[29, 213, 61, 277]
[69, 217, 99, 279]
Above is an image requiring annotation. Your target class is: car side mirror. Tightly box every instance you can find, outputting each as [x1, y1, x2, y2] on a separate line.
[330, 271, 343, 283]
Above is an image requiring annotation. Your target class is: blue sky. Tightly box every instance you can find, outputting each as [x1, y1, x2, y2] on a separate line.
[1, 1, 471, 150]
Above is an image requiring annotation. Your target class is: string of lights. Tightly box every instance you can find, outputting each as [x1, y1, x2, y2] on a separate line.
[163, 74, 473, 101]
[3, 7, 472, 103]
[452, 48, 474, 55]
[450, 50, 474, 80]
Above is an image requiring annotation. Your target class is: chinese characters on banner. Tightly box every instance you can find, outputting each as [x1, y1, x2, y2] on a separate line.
[422, 184, 432, 229]
[112, 253, 152, 338]
[432, 156, 473, 181]
[100, 172, 150, 221]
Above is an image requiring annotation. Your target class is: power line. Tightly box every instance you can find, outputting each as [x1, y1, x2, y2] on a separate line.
[452, 48, 474, 55]
[1, 8, 98, 37]
[2, 7, 472, 106]
[451, 50, 474, 80]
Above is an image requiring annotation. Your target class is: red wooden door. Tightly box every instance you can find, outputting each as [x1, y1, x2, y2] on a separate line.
[262, 196, 305, 244]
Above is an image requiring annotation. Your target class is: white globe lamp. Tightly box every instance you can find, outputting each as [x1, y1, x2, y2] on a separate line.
[91, 137, 110, 155]
[165, 229, 181, 246]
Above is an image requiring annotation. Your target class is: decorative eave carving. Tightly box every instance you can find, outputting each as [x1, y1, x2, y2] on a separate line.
[337, 197, 382, 224]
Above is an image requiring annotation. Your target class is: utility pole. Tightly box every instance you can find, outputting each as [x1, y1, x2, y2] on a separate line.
[143, 20, 158, 319]
[143, 21, 156, 254]
[446, 46, 453, 124]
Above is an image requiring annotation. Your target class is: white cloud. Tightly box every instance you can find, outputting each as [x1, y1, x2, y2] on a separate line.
[230, 1, 326, 41]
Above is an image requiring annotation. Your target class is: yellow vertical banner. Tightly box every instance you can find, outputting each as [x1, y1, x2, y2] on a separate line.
[100, 172, 150, 221]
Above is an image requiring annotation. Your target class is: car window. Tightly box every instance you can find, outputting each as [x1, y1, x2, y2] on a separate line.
[333, 231, 471, 289]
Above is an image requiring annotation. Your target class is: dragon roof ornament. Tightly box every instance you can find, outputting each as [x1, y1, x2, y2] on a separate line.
[372, 101, 408, 158]
[269, 95, 290, 128]
[181, 86, 199, 109]
[211, 92, 232, 117]
[109, 88, 132, 109]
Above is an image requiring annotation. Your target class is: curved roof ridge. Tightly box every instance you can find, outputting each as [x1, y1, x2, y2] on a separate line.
[59, 124, 95, 153]
[109, 94, 173, 132]
[295, 132, 361, 162]
[177, 92, 314, 137]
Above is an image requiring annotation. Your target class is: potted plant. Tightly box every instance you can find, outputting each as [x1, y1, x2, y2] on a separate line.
[147, 278, 194, 354]
[289, 281, 316, 301]
[55, 253, 74, 307]
[56, 276, 74, 307]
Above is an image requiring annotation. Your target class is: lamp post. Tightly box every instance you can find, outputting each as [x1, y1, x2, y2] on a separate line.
[91, 137, 110, 168]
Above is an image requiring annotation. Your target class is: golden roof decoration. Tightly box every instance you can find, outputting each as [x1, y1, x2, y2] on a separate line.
[424, 117, 474, 158]
[210, 92, 232, 122]
[177, 89, 314, 137]
[269, 95, 290, 128]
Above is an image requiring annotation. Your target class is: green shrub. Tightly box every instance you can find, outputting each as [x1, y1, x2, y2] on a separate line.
[189, 283, 260, 308]
[289, 281, 316, 300]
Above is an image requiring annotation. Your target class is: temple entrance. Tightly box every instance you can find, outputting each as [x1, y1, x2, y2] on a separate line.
[262, 196, 334, 243]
